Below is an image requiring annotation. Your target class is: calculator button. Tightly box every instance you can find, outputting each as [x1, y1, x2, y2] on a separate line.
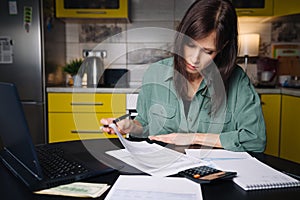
[193, 174, 201, 178]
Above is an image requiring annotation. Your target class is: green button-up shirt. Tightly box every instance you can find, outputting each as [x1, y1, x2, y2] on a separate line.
[135, 57, 266, 152]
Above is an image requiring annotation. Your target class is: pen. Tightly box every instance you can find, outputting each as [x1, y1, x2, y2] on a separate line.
[102, 113, 131, 128]
[282, 171, 300, 180]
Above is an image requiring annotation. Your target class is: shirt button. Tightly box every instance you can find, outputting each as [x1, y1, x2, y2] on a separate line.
[234, 142, 239, 147]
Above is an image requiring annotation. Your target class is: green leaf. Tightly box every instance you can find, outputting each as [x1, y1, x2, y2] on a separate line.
[63, 58, 84, 76]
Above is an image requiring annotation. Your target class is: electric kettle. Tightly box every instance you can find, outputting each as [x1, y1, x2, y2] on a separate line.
[78, 56, 104, 87]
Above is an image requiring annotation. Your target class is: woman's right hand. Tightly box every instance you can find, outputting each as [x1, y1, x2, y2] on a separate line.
[100, 118, 132, 135]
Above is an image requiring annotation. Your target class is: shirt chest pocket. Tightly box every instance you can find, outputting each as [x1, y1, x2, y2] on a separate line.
[199, 111, 232, 123]
[148, 102, 178, 134]
[198, 111, 232, 133]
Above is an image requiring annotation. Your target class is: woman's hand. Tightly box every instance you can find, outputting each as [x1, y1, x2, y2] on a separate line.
[148, 133, 196, 146]
[100, 118, 145, 135]
[148, 133, 222, 147]
[100, 118, 132, 135]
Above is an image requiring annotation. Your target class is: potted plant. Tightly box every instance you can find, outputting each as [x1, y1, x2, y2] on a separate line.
[63, 58, 83, 76]
[63, 58, 83, 86]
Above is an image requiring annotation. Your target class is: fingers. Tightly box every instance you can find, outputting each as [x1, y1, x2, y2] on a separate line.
[100, 118, 115, 134]
[148, 134, 175, 144]
[149, 134, 195, 145]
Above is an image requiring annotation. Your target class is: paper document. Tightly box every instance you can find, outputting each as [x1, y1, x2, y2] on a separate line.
[34, 182, 110, 198]
[106, 148, 203, 176]
[104, 175, 203, 200]
[107, 124, 204, 176]
[212, 157, 300, 190]
[185, 149, 252, 161]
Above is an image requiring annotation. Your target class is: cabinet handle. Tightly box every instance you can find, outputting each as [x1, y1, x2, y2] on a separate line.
[70, 102, 103, 106]
[76, 11, 107, 15]
[71, 130, 103, 134]
[237, 10, 254, 15]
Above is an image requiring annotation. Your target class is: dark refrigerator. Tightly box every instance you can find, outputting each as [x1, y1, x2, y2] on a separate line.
[0, 0, 65, 144]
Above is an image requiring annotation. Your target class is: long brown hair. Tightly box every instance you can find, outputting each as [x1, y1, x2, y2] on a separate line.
[173, 0, 238, 99]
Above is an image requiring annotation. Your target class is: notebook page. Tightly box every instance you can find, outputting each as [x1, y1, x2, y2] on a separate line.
[212, 157, 300, 190]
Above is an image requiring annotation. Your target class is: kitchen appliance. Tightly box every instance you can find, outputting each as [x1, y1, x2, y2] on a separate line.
[261, 71, 276, 82]
[256, 57, 279, 88]
[98, 68, 129, 88]
[0, 0, 64, 144]
[78, 56, 104, 87]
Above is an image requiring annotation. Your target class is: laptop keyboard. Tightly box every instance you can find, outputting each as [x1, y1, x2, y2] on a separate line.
[36, 146, 89, 179]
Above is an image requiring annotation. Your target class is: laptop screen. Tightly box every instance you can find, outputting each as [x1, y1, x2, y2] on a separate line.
[0, 82, 42, 179]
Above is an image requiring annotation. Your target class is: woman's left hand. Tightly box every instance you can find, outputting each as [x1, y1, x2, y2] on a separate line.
[149, 133, 222, 147]
[148, 133, 196, 146]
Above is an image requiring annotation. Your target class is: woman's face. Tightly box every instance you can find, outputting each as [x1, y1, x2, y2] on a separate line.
[183, 31, 218, 74]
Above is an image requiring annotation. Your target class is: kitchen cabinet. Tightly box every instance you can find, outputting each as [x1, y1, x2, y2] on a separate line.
[130, 0, 174, 21]
[261, 94, 281, 157]
[234, 0, 274, 16]
[55, 0, 129, 21]
[280, 95, 300, 164]
[273, 0, 300, 16]
[48, 93, 126, 143]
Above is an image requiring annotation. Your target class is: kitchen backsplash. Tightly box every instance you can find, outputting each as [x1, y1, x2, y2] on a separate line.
[62, 0, 300, 87]
[272, 21, 300, 42]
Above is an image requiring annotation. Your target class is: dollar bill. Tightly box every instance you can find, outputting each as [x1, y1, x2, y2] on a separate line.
[34, 182, 110, 198]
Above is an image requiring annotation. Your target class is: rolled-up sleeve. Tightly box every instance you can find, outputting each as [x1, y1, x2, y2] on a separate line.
[220, 68, 266, 152]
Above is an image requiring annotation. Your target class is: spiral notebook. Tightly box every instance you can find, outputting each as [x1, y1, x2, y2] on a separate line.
[213, 157, 300, 191]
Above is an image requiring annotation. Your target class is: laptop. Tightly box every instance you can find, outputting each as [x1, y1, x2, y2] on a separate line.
[0, 82, 115, 191]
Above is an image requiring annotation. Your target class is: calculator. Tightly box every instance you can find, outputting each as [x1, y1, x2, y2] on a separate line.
[178, 166, 237, 184]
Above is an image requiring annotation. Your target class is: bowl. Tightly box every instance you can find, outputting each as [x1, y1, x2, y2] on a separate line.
[278, 75, 291, 86]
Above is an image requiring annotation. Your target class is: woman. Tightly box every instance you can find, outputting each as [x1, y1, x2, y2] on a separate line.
[101, 0, 266, 152]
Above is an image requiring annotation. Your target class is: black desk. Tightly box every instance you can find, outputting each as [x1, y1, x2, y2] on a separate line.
[1, 139, 300, 200]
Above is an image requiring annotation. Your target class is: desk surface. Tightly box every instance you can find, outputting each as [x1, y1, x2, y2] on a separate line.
[1, 139, 300, 200]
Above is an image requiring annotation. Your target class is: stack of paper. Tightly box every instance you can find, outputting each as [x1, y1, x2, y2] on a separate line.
[104, 175, 202, 200]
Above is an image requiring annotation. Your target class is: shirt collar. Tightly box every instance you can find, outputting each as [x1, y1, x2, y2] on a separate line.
[163, 69, 211, 98]
[198, 80, 210, 98]
[160, 57, 211, 98]
[163, 68, 174, 82]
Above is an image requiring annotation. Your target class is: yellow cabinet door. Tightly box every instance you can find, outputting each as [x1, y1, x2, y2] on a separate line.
[274, 0, 300, 16]
[261, 94, 281, 157]
[48, 113, 126, 143]
[280, 95, 300, 164]
[48, 93, 125, 113]
[55, 0, 129, 19]
[48, 93, 126, 143]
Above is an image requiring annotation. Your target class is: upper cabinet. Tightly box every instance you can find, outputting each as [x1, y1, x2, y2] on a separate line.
[233, 0, 300, 17]
[233, 0, 273, 16]
[273, 0, 300, 16]
[55, 0, 130, 22]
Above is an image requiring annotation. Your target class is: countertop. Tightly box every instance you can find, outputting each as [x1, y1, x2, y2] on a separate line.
[46, 86, 141, 94]
[255, 87, 300, 97]
[46, 86, 300, 97]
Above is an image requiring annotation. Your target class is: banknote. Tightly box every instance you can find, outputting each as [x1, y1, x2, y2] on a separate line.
[34, 182, 110, 198]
